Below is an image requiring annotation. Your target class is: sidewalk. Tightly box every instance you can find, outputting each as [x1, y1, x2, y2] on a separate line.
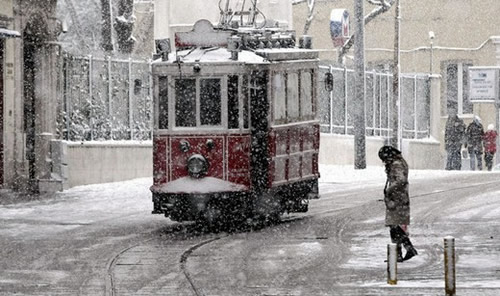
[0, 189, 54, 206]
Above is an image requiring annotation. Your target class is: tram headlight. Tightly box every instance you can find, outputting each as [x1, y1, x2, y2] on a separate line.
[187, 154, 209, 178]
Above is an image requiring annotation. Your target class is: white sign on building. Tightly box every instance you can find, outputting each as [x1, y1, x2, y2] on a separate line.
[469, 67, 499, 103]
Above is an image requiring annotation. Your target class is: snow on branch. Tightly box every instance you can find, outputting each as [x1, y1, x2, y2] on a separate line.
[338, 0, 395, 64]
[302, 0, 315, 35]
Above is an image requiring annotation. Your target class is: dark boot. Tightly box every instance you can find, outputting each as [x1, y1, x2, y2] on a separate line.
[402, 243, 418, 261]
[397, 244, 404, 262]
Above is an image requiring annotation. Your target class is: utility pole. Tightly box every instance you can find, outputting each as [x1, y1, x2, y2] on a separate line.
[391, 0, 401, 149]
[354, 0, 366, 169]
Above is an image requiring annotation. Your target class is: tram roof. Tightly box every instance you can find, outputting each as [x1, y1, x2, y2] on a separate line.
[152, 47, 319, 65]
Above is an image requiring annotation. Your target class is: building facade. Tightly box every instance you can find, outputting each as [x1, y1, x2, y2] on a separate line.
[0, 0, 159, 193]
[0, 0, 64, 192]
[0, 0, 19, 189]
[293, 0, 500, 166]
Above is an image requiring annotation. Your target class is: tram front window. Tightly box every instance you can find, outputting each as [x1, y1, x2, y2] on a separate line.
[175, 79, 196, 127]
[200, 78, 221, 126]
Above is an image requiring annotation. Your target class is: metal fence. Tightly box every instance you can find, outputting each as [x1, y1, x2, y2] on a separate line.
[61, 59, 430, 142]
[61, 55, 152, 141]
[318, 66, 431, 139]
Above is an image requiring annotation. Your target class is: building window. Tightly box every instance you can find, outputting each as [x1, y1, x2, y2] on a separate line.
[445, 62, 473, 115]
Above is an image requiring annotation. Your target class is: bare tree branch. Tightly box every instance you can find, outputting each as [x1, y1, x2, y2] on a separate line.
[302, 0, 315, 35]
[337, 0, 395, 63]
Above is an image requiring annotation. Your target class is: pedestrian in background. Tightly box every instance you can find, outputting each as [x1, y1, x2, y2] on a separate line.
[378, 146, 418, 262]
[483, 124, 498, 171]
[465, 116, 485, 170]
[444, 114, 466, 170]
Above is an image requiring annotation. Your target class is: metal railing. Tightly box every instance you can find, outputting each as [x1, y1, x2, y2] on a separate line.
[61, 55, 153, 141]
[318, 65, 431, 140]
[61, 59, 431, 142]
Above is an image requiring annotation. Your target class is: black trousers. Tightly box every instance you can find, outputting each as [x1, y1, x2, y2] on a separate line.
[446, 149, 462, 170]
[389, 225, 413, 250]
[485, 152, 495, 171]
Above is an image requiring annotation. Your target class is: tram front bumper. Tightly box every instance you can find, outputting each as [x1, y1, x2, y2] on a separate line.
[152, 192, 246, 222]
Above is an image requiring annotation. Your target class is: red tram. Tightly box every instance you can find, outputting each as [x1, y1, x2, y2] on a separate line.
[150, 18, 320, 224]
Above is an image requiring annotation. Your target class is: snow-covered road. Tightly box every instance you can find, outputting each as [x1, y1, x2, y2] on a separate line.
[0, 165, 499, 295]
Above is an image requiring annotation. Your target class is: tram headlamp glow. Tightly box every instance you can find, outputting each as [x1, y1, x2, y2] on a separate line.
[187, 154, 209, 178]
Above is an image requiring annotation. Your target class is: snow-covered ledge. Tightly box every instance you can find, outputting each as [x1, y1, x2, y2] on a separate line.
[62, 140, 153, 189]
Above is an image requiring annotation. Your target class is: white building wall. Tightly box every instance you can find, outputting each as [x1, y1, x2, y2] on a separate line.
[320, 134, 442, 170]
[65, 142, 153, 188]
[63, 137, 442, 190]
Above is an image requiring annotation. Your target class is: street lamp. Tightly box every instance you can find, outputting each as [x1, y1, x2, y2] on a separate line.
[429, 31, 435, 74]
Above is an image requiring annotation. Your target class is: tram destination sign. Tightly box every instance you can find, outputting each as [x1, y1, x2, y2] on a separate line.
[469, 67, 499, 104]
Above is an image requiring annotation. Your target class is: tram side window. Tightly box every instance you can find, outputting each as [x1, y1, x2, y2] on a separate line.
[158, 76, 168, 129]
[175, 79, 196, 127]
[273, 73, 286, 123]
[200, 78, 221, 126]
[300, 71, 314, 118]
[242, 75, 249, 129]
[287, 72, 300, 120]
[228, 75, 239, 129]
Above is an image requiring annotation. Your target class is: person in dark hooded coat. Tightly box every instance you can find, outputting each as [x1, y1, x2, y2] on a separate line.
[379, 145, 418, 262]
[444, 114, 466, 170]
[465, 116, 484, 170]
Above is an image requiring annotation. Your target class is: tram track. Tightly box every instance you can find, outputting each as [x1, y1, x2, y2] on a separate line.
[180, 236, 224, 296]
[105, 223, 230, 296]
[106, 238, 155, 296]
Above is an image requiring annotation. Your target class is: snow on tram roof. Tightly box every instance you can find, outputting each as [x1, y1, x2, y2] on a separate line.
[172, 47, 266, 63]
[152, 47, 319, 64]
